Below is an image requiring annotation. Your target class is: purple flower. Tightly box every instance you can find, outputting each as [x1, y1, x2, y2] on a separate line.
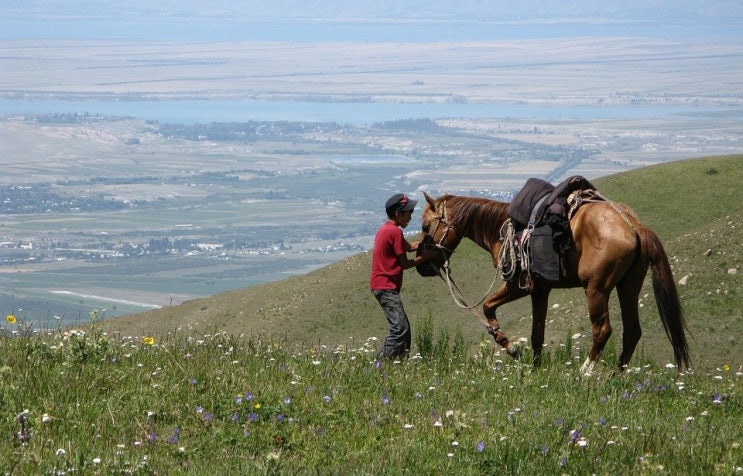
[276, 413, 285, 423]
[203, 412, 214, 423]
[381, 395, 390, 405]
[477, 441, 486, 453]
[569, 429, 581, 443]
[559, 456, 568, 468]
[231, 413, 239, 423]
[374, 360, 382, 369]
[147, 431, 157, 443]
[247, 413, 258, 423]
[598, 417, 607, 425]
[189, 378, 197, 385]
[712, 393, 723, 404]
[283, 396, 291, 405]
[540, 444, 549, 456]
[323, 395, 332, 403]
[244, 392, 253, 401]
[168, 427, 180, 444]
[554, 417, 564, 427]
[235, 395, 243, 405]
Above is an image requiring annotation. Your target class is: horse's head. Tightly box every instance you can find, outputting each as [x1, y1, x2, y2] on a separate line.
[416, 192, 464, 277]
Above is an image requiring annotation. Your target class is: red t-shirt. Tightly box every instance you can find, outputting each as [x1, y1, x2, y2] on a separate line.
[370, 221, 406, 291]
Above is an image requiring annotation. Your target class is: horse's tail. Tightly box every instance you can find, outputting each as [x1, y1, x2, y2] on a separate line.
[638, 226, 691, 371]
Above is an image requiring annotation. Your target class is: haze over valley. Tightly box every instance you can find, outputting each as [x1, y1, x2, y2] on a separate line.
[1, 1, 741, 325]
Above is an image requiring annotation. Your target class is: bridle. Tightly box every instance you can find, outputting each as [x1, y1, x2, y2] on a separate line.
[423, 200, 456, 256]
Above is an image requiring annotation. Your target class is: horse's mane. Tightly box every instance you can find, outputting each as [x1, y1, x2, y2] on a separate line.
[442, 194, 510, 249]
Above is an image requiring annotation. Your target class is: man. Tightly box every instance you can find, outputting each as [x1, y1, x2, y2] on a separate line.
[370, 193, 438, 360]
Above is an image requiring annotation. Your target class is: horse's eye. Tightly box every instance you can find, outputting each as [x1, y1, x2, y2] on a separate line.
[422, 224, 430, 233]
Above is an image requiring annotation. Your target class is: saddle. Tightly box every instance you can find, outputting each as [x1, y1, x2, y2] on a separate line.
[502, 175, 598, 288]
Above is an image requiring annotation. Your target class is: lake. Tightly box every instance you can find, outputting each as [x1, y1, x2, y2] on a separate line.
[1, 98, 734, 125]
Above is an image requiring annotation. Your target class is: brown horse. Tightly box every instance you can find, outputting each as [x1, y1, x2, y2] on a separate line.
[420, 190, 690, 374]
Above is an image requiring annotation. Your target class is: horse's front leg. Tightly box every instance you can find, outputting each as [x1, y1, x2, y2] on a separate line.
[530, 288, 551, 368]
[483, 281, 529, 359]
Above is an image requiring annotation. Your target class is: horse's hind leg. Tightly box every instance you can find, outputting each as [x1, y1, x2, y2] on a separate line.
[483, 281, 529, 358]
[580, 284, 612, 376]
[616, 268, 646, 371]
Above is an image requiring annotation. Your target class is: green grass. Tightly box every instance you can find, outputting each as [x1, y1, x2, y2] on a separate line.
[1, 320, 741, 474]
[1, 155, 742, 473]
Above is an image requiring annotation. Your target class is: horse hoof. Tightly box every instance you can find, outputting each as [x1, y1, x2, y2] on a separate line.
[506, 344, 522, 359]
[580, 358, 596, 377]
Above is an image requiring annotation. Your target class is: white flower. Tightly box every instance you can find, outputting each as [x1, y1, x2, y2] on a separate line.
[55, 448, 66, 456]
[92, 457, 101, 464]
[42, 413, 51, 423]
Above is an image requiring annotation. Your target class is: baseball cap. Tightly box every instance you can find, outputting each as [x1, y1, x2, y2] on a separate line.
[385, 193, 418, 215]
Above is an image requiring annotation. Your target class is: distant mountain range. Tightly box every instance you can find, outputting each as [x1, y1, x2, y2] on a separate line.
[3, 0, 742, 24]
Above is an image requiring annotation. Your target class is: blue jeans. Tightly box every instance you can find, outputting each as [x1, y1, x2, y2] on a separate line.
[372, 289, 411, 359]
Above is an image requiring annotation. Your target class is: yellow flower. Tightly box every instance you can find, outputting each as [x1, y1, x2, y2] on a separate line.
[143, 336, 155, 345]
[723, 364, 730, 371]
[254, 403, 262, 410]
[6, 314, 16, 324]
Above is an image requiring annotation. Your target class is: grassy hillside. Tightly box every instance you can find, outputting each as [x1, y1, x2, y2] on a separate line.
[100, 155, 742, 372]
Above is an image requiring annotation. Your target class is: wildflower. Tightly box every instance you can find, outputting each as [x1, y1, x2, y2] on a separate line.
[142, 336, 155, 345]
[477, 441, 486, 452]
[147, 431, 157, 442]
[247, 413, 259, 423]
[245, 392, 253, 401]
[231, 412, 239, 423]
[560, 456, 568, 467]
[381, 395, 390, 405]
[92, 457, 101, 464]
[283, 396, 291, 405]
[712, 393, 723, 404]
[540, 444, 549, 456]
[168, 428, 180, 444]
[56, 448, 66, 456]
[276, 413, 285, 423]
[323, 395, 332, 403]
[254, 403, 261, 410]
[569, 429, 582, 443]
[6, 314, 16, 324]
[723, 364, 730, 371]
[189, 378, 198, 385]
[16, 410, 31, 442]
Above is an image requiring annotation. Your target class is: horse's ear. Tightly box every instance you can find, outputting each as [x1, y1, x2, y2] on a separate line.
[423, 191, 437, 211]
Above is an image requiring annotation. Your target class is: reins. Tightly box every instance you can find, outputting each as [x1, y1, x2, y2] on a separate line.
[428, 201, 501, 333]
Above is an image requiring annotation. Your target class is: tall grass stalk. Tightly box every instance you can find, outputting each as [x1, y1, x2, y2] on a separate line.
[1, 318, 741, 474]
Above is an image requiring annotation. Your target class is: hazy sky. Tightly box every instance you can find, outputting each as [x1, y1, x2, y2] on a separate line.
[2, 1, 742, 42]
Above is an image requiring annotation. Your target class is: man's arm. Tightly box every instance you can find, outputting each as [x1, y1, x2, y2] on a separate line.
[398, 246, 438, 270]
